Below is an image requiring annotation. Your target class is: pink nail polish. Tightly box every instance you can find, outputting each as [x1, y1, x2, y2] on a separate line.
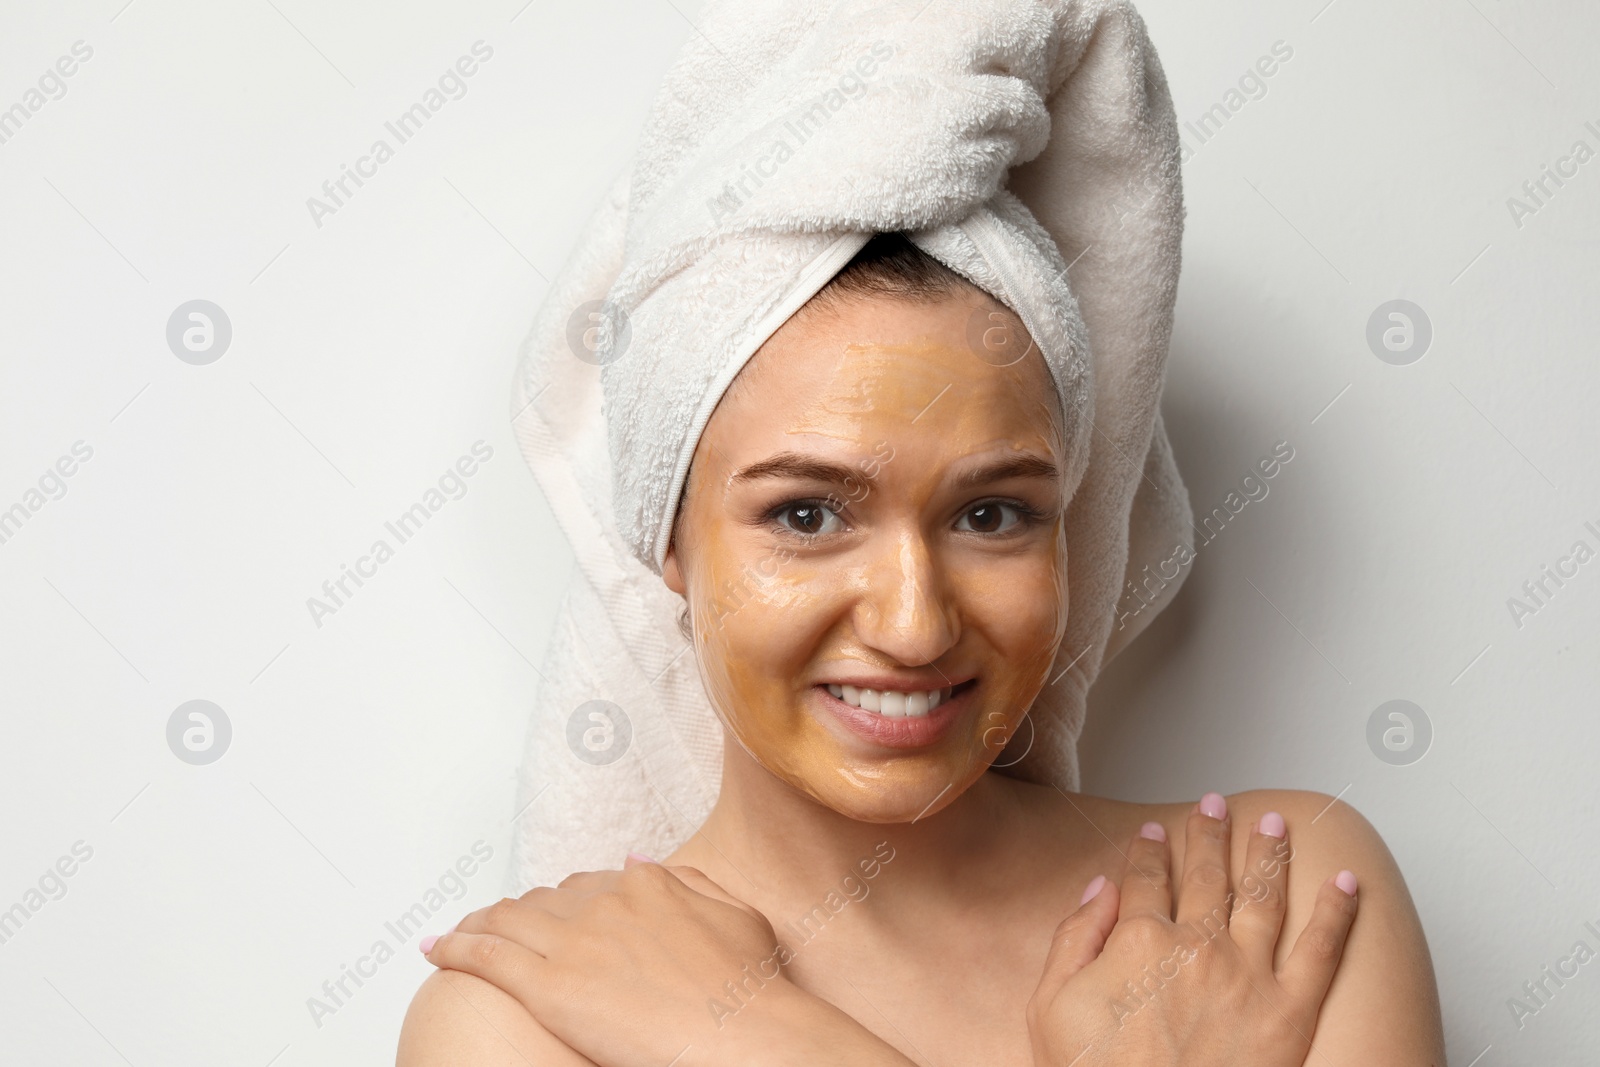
[1335, 870, 1358, 897]
[625, 851, 657, 865]
[1258, 811, 1286, 838]
[445, 921, 458, 935]
[419, 934, 440, 955]
[1199, 792, 1227, 820]
[1139, 820, 1166, 843]
[1080, 874, 1107, 905]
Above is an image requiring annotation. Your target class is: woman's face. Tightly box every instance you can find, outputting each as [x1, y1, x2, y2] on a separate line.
[663, 287, 1069, 822]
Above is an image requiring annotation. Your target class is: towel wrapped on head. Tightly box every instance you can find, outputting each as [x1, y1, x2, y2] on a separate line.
[508, 0, 1193, 892]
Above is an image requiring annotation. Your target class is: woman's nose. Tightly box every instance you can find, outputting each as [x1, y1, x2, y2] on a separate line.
[854, 530, 958, 667]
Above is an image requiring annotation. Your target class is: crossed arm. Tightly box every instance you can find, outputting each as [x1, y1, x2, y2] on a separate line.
[396, 789, 1445, 1067]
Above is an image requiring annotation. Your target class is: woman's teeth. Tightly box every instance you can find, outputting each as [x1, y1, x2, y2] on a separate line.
[826, 683, 952, 718]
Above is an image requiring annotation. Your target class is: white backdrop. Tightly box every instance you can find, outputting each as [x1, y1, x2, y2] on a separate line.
[1, 0, 1595, 1063]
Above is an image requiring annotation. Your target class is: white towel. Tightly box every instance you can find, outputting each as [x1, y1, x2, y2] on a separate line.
[507, 0, 1193, 893]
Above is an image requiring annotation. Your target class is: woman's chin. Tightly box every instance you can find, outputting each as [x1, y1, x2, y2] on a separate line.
[787, 761, 986, 824]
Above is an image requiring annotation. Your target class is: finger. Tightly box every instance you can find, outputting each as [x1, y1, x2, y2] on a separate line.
[1279, 870, 1360, 1006]
[556, 869, 621, 891]
[1036, 874, 1121, 999]
[1229, 810, 1292, 965]
[609, 857, 743, 916]
[1117, 820, 1174, 922]
[1174, 792, 1233, 931]
[511, 885, 587, 920]
[422, 927, 547, 1012]
[658, 864, 740, 904]
[656, 864, 772, 925]
[449, 895, 565, 958]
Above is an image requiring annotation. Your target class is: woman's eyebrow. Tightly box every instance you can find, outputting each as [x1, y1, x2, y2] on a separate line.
[951, 453, 1059, 489]
[728, 451, 1059, 488]
[730, 452, 860, 486]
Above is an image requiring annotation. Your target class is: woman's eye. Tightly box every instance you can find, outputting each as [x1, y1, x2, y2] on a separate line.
[957, 502, 1024, 534]
[774, 501, 843, 536]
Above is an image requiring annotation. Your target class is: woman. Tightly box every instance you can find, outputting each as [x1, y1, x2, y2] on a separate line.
[396, 234, 1445, 1065]
[399, 0, 1445, 1060]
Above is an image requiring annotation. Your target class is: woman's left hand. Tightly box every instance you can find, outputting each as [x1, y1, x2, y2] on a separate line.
[421, 858, 917, 1067]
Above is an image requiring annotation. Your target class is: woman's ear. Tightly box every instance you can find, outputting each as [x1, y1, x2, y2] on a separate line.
[663, 541, 686, 596]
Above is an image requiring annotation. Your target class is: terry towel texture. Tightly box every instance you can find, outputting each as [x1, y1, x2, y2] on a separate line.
[508, 0, 1193, 892]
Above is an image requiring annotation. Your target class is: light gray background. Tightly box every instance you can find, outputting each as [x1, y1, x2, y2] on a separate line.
[1, 0, 1594, 1063]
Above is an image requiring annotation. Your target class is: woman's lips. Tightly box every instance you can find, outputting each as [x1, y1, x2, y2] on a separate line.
[814, 680, 976, 749]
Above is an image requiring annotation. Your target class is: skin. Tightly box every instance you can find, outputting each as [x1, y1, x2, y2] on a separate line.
[673, 298, 1069, 825]
[398, 287, 1446, 1066]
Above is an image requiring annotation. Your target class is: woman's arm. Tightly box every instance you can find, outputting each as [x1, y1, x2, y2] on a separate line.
[397, 955, 924, 1067]
[418, 815, 1362, 1067]
[397, 968, 596, 1066]
[399, 862, 923, 1067]
[397, 965, 927, 1067]
[1230, 789, 1446, 1065]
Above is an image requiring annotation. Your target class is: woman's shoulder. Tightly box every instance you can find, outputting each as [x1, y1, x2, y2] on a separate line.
[397, 968, 595, 1066]
[1201, 787, 1406, 898]
[1042, 785, 1395, 871]
[1039, 784, 1444, 1060]
[1035, 784, 1415, 948]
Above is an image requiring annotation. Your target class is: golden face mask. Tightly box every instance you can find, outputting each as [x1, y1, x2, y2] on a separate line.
[665, 290, 1068, 822]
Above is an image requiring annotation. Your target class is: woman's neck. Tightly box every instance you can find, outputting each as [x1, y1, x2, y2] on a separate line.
[679, 739, 1053, 919]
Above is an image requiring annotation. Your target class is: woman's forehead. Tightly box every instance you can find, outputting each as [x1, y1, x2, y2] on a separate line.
[709, 294, 1059, 451]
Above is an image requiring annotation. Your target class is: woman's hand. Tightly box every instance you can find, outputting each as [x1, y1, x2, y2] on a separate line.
[1026, 798, 1359, 1067]
[421, 857, 919, 1067]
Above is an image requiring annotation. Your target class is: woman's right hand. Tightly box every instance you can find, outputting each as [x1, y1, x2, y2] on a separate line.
[1025, 798, 1359, 1067]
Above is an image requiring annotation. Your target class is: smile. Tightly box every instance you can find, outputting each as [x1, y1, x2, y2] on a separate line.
[825, 683, 950, 718]
[814, 680, 978, 749]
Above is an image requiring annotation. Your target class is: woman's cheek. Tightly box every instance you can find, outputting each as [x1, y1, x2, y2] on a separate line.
[983, 539, 1069, 738]
[974, 548, 1066, 664]
[688, 551, 830, 736]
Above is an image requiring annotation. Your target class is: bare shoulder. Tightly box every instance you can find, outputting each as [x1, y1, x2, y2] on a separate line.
[1221, 787, 1392, 887]
[1036, 783, 1403, 884]
[1221, 787, 1411, 928]
[1041, 785, 1446, 1064]
[1227, 787, 1380, 848]
[396, 968, 595, 1066]
[1226, 788, 1447, 1065]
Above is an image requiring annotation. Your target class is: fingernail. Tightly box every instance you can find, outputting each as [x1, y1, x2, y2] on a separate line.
[1258, 811, 1286, 838]
[419, 934, 440, 955]
[1199, 792, 1227, 820]
[625, 851, 657, 865]
[1335, 870, 1358, 897]
[445, 921, 458, 935]
[1139, 820, 1166, 843]
[1079, 874, 1107, 904]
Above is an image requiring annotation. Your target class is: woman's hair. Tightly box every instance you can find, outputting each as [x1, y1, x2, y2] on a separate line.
[671, 232, 975, 642]
[810, 230, 973, 307]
